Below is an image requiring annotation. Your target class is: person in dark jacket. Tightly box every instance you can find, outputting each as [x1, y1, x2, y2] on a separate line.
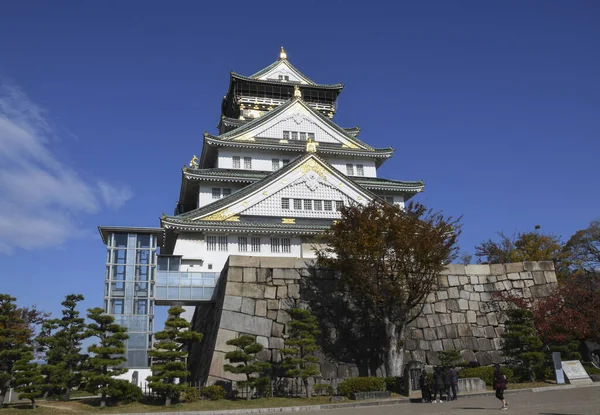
[493, 364, 508, 410]
[443, 366, 452, 401]
[450, 367, 459, 400]
[432, 367, 445, 403]
[419, 369, 431, 403]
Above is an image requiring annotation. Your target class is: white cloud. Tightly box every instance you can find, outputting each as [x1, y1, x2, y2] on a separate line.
[0, 83, 133, 254]
[97, 180, 133, 209]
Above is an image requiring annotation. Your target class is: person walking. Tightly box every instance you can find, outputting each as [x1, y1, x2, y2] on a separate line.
[432, 367, 445, 403]
[443, 366, 452, 401]
[450, 366, 459, 400]
[493, 364, 508, 410]
[419, 369, 431, 403]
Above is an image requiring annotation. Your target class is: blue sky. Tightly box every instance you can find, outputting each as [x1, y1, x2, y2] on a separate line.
[1, 0, 599, 323]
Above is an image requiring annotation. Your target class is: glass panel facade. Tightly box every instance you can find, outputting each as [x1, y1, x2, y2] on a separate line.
[105, 232, 157, 370]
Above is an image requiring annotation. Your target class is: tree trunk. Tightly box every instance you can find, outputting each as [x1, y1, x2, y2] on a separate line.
[246, 386, 253, 401]
[100, 391, 106, 408]
[165, 395, 171, 406]
[0, 387, 7, 409]
[63, 388, 71, 401]
[384, 318, 406, 377]
[304, 379, 311, 399]
[31, 398, 37, 410]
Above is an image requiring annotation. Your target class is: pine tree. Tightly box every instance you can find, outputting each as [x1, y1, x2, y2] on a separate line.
[281, 308, 320, 399]
[83, 308, 129, 407]
[14, 351, 44, 409]
[438, 349, 462, 367]
[501, 308, 545, 382]
[147, 306, 203, 406]
[0, 294, 34, 408]
[224, 335, 271, 400]
[37, 294, 88, 400]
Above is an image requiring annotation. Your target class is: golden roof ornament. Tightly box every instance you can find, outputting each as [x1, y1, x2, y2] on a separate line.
[189, 155, 198, 168]
[294, 85, 302, 98]
[306, 137, 318, 153]
[279, 46, 287, 60]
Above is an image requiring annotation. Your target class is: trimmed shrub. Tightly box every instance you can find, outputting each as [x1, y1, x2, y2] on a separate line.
[181, 387, 201, 403]
[583, 364, 600, 376]
[384, 377, 402, 393]
[337, 377, 385, 397]
[458, 367, 515, 386]
[106, 380, 142, 404]
[200, 385, 226, 401]
[313, 383, 334, 396]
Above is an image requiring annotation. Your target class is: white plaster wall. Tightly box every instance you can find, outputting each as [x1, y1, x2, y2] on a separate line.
[199, 182, 246, 209]
[324, 157, 377, 178]
[173, 233, 303, 275]
[373, 193, 406, 209]
[114, 368, 152, 389]
[218, 149, 298, 171]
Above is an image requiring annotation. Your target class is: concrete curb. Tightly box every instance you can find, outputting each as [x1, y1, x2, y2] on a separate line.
[108, 383, 600, 415]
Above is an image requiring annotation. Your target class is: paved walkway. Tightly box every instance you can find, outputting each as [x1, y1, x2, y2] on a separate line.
[299, 386, 600, 415]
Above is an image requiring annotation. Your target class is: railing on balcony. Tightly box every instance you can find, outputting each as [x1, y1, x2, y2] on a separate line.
[155, 271, 217, 302]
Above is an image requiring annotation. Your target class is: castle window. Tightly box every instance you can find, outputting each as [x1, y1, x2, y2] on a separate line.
[281, 238, 291, 253]
[307, 132, 315, 140]
[293, 199, 302, 210]
[238, 237, 248, 252]
[299, 132, 306, 140]
[346, 164, 354, 176]
[272, 158, 280, 171]
[314, 200, 322, 211]
[282, 159, 290, 165]
[303, 199, 312, 210]
[281, 198, 290, 210]
[223, 188, 232, 197]
[335, 201, 344, 211]
[283, 131, 290, 140]
[270, 238, 281, 253]
[251, 237, 261, 252]
[206, 236, 217, 251]
[291, 131, 298, 140]
[386, 196, 394, 204]
[324, 200, 333, 211]
[218, 236, 228, 251]
[233, 156, 241, 169]
[212, 188, 221, 200]
[244, 157, 252, 169]
[356, 164, 364, 176]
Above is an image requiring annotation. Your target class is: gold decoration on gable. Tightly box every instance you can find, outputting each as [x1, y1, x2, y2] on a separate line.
[296, 159, 327, 180]
[282, 218, 296, 224]
[225, 216, 240, 222]
[201, 209, 233, 221]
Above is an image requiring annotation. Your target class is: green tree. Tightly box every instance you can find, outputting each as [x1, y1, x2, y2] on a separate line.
[224, 335, 271, 400]
[37, 294, 88, 400]
[83, 308, 129, 407]
[438, 349, 462, 367]
[475, 228, 568, 276]
[281, 309, 321, 399]
[501, 308, 545, 382]
[14, 352, 44, 409]
[147, 306, 203, 406]
[316, 201, 460, 376]
[0, 294, 34, 408]
[564, 219, 600, 276]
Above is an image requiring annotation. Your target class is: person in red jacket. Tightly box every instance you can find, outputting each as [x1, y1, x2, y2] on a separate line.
[493, 364, 508, 410]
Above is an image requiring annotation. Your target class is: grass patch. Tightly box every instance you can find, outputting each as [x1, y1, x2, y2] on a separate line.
[2, 396, 335, 414]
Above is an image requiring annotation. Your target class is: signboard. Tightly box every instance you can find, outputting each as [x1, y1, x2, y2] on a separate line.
[553, 352, 565, 384]
[561, 360, 592, 383]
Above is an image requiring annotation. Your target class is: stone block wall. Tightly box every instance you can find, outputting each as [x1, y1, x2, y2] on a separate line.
[189, 257, 557, 385]
[405, 262, 557, 366]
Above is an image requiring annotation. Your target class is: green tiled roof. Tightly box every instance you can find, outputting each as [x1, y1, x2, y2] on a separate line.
[183, 167, 424, 192]
[161, 218, 331, 235]
[172, 153, 382, 221]
[232, 72, 344, 90]
[215, 98, 375, 152]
